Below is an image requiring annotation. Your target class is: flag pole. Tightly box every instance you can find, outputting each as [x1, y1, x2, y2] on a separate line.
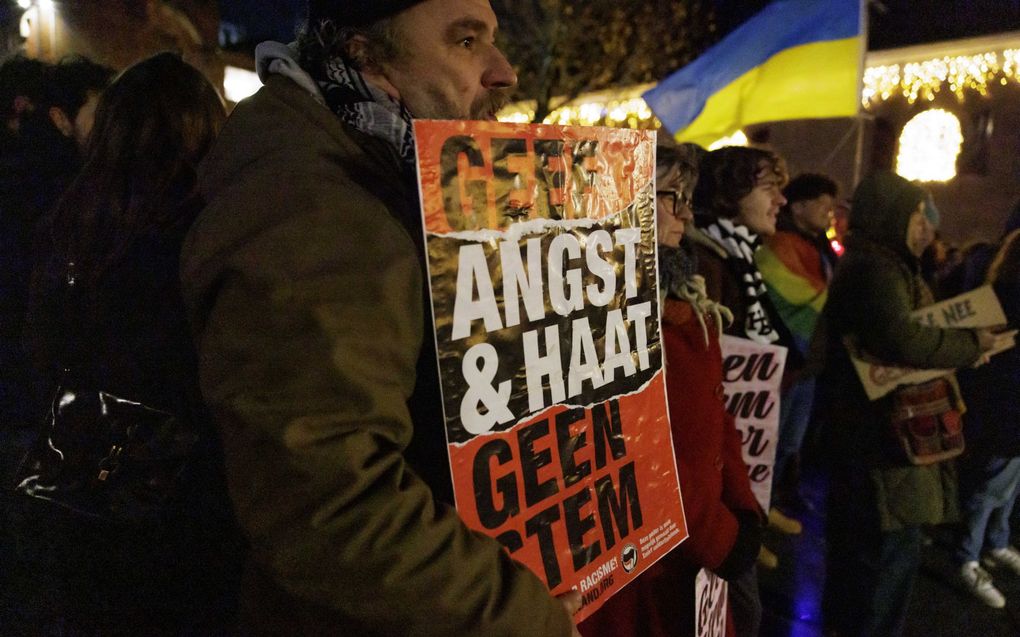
[852, 0, 869, 187]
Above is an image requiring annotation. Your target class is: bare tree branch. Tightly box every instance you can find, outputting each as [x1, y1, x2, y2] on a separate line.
[496, 0, 716, 123]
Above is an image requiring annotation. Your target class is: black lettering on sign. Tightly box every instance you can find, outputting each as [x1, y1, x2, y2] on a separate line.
[564, 487, 601, 570]
[496, 529, 523, 553]
[525, 504, 563, 588]
[519, 418, 560, 507]
[556, 408, 591, 488]
[942, 299, 977, 325]
[741, 425, 771, 456]
[440, 135, 488, 228]
[722, 352, 780, 383]
[472, 439, 520, 529]
[595, 462, 643, 550]
[593, 398, 627, 469]
[748, 463, 771, 483]
[725, 390, 775, 420]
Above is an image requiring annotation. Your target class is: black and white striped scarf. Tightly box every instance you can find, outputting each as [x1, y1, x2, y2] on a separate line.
[703, 218, 779, 345]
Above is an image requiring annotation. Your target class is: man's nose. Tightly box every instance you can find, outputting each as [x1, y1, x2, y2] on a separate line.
[483, 46, 517, 89]
[775, 192, 788, 206]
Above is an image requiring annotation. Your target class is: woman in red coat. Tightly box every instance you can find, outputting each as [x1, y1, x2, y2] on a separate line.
[580, 141, 763, 637]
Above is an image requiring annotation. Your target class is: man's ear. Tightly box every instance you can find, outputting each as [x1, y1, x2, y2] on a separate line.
[48, 106, 73, 138]
[345, 34, 401, 102]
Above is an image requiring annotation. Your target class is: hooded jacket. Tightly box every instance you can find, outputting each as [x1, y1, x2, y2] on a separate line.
[817, 171, 983, 530]
[179, 58, 571, 635]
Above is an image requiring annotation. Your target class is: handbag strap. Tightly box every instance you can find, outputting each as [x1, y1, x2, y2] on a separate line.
[57, 260, 93, 384]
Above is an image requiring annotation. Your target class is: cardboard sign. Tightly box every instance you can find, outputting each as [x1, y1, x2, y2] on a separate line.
[719, 336, 788, 512]
[695, 569, 728, 637]
[413, 120, 687, 621]
[850, 286, 1013, 400]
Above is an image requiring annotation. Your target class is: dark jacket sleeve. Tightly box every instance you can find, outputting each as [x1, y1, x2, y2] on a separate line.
[834, 254, 982, 369]
[181, 117, 571, 635]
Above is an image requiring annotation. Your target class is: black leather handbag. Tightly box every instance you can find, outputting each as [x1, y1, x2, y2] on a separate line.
[12, 260, 199, 525]
[14, 383, 199, 525]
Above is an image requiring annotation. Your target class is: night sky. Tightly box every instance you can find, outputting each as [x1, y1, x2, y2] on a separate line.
[218, 0, 303, 44]
[4, 1, 1020, 57]
[216, 0, 1020, 52]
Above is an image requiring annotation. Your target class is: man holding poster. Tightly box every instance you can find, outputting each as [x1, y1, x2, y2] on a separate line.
[179, 0, 579, 634]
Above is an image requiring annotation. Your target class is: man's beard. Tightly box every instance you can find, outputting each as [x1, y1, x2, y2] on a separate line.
[408, 85, 512, 121]
[469, 87, 512, 121]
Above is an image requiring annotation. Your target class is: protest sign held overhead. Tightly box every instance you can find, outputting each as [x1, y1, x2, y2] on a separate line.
[413, 120, 687, 621]
[719, 335, 788, 512]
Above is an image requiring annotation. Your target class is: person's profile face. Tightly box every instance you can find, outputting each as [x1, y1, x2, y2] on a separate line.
[792, 193, 835, 236]
[655, 166, 694, 249]
[383, 0, 517, 120]
[906, 203, 934, 257]
[735, 162, 786, 237]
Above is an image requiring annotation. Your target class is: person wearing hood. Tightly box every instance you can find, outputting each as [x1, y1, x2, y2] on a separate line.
[817, 171, 997, 637]
[178, 1, 578, 635]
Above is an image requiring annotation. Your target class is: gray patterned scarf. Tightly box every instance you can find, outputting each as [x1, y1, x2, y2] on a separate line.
[314, 56, 417, 174]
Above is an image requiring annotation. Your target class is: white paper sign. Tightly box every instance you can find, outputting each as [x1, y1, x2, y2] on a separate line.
[850, 286, 1013, 400]
[719, 336, 788, 512]
[695, 568, 727, 637]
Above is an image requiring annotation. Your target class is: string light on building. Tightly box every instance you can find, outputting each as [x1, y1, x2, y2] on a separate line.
[497, 43, 1020, 129]
[895, 108, 963, 182]
[863, 49, 1020, 108]
[498, 88, 660, 130]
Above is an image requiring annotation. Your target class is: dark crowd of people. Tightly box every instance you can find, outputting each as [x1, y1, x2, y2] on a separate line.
[0, 1, 1017, 636]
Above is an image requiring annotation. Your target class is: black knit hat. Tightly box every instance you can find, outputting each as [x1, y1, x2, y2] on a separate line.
[307, 0, 426, 27]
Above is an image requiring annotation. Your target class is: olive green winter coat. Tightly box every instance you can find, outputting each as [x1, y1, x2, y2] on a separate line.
[817, 171, 983, 531]
[180, 73, 572, 636]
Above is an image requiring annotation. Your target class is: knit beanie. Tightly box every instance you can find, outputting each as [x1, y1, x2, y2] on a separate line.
[307, 0, 426, 27]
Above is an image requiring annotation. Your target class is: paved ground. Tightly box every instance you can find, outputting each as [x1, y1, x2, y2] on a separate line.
[758, 464, 1020, 637]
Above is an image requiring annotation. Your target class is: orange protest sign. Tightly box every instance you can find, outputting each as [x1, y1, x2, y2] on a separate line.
[413, 120, 686, 621]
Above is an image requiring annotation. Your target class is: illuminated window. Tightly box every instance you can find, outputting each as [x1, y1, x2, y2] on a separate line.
[896, 109, 963, 182]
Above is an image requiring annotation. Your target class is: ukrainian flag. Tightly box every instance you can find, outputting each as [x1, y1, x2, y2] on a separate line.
[644, 0, 863, 148]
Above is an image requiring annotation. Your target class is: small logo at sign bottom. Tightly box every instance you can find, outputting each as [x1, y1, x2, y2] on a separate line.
[621, 543, 638, 573]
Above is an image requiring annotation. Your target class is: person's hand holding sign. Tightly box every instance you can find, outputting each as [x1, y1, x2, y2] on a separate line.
[558, 590, 583, 637]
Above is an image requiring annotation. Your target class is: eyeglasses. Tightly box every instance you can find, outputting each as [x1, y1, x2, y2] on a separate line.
[656, 190, 693, 219]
